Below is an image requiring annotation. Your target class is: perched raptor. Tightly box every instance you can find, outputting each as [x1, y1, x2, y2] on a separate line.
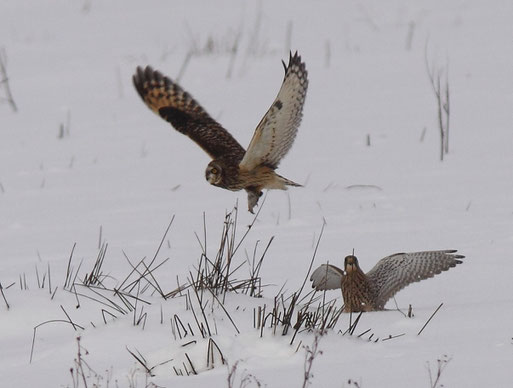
[133, 52, 308, 213]
[310, 250, 464, 312]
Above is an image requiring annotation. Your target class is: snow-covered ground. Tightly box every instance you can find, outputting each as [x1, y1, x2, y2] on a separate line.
[1, 0, 512, 386]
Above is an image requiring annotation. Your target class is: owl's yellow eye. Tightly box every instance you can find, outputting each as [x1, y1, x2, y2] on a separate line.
[211, 168, 218, 175]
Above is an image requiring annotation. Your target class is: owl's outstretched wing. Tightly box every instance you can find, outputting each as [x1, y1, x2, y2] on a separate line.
[133, 66, 245, 160]
[239, 52, 308, 171]
[310, 263, 344, 291]
[366, 250, 464, 308]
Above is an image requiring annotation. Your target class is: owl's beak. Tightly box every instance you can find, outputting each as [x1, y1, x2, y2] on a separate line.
[206, 173, 216, 185]
[206, 169, 220, 185]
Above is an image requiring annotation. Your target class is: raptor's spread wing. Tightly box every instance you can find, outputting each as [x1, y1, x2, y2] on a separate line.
[239, 52, 308, 170]
[133, 66, 245, 160]
[310, 264, 344, 291]
[366, 250, 464, 308]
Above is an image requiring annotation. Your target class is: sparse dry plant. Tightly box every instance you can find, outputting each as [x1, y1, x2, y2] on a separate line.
[58, 108, 71, 139]
[0, 47, 17, 112]
[68, 337, 161, 388]
[345, 379, 362, 388]
[427, 354, 452, 388]
[0, 282, 11, 309]
[302, 330, 323, 388]
[178, 24, 243, 82]
[184, 204, 270, 301]
[227, 360, 262, 388]
[425, 42, 451, 161]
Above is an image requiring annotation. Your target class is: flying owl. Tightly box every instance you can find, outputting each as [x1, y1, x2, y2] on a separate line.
[132, 52, 308, 213]
[310, 250, 464, 312]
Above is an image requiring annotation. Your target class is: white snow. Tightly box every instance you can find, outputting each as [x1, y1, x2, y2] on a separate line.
[1, 0, 512, 387]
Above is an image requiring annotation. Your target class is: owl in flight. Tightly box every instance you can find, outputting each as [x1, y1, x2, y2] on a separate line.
[133, 52, 308, 213]
[310, 250, 464, 312]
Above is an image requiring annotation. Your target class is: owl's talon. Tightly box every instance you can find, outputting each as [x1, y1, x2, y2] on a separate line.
[246, 189, 261, 213]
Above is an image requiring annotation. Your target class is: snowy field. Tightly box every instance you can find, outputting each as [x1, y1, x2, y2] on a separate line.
[1, 0, 512, 387]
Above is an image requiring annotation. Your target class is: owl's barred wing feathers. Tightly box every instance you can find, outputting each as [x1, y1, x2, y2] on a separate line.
[367, 250, 464, 308]
[310, 264, 344, 291]
[240, 52, 308, 171]
[133, 66, 245, 160]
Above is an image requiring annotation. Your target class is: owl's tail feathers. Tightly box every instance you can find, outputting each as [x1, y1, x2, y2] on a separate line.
[276, 174, 302, 188]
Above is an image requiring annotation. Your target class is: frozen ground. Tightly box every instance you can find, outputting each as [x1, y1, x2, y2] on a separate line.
[1, 0, 512, 387]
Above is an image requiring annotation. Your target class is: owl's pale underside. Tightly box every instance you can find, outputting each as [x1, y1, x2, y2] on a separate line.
[133, 52, 308, 213]
[310, 250, 464, 312]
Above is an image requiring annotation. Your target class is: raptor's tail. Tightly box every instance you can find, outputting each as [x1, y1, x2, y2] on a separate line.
[276, 174, 302, 188]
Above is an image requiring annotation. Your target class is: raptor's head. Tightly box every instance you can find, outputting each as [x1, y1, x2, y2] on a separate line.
[205, 161, 223, 186]
[344, 255, 359, 273]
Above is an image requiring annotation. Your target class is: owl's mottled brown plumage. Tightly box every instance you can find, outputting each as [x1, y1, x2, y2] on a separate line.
[310, 250, 464, 312]
[132, 52, 308, 212]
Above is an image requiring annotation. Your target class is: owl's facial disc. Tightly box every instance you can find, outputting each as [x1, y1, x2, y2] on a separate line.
[206, 163, 222, 186]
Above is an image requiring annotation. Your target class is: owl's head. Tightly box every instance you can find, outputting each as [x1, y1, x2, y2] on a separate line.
[205, 161, 223, 186]
[344, 255, 359, 273]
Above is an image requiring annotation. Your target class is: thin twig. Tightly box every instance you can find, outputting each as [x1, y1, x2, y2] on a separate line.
[0, 282, 9, 309]
[417, 303, 443, 336]
[30, 320, 84, 363]
[0, 48, 18, 112]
